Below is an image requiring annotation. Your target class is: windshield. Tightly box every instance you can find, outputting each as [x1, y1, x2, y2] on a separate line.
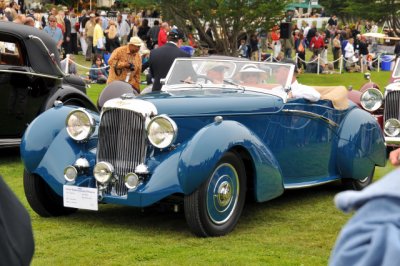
[163, 58, 294, 92]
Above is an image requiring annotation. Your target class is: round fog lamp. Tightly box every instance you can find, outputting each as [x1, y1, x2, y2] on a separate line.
[147, 115, 177, 149]
[384, 119, 400, 137]
[360, 88, 383, 112]
[66, 109, 95, 141]
[93, 162, 114, 184]
[125, 173, 140, 189]
[64, 165, 77, 182]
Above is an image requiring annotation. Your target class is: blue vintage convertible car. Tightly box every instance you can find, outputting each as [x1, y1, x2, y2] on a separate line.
[21, 58, 386, 237]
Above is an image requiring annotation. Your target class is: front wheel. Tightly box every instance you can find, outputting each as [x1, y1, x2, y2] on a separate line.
[342, 167, 375, 191]
[23, 170, 77, 217]
[184, 151, 247, 237]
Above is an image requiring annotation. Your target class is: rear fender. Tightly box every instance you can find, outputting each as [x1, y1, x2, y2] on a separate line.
[176, 120, 284, 202]
[337, 108, 386, 179]
[42, 85, 98, 112]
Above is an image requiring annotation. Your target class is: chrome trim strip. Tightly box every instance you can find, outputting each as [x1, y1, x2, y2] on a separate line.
[385, 136, 400, 145]
[284, 178, 339, 189]
[0, 139, 21, 148]
[0, 69, 62, 80]
[101, 98, 158, 117]
[282, 109, 338, 127]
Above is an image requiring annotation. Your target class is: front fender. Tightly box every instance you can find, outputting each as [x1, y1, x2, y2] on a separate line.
[177, 120, 284, 202]
[359, 82, 379, 93]
[337, 108, 386, 179]
[21, 105, 99, 175]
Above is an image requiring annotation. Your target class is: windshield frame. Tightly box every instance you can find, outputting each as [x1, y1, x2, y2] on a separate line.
[161, 58, 295, 97]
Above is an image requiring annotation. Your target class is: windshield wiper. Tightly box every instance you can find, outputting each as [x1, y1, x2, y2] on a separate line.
[223, 79, 245, 92]
[179, 79, 203, 89]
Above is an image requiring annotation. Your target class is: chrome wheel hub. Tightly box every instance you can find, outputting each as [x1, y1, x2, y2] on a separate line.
[216, 181, 232, 207]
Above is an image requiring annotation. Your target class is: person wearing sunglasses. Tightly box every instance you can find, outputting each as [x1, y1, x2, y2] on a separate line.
[43, 15, 63, 51]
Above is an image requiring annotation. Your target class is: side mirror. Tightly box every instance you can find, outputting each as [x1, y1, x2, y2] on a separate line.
[347, 85, 353, 91]
[364, 72, 371, 81]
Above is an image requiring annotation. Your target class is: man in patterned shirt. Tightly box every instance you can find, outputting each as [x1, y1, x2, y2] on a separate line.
[107, 36, 143, 92]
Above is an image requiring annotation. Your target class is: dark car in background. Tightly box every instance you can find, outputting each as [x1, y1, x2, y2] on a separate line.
[0, 22, 96, 148]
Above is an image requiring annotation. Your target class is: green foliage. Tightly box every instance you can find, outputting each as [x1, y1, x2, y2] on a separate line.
[125, 0, 288, 55]
[320, 0, 400, 34]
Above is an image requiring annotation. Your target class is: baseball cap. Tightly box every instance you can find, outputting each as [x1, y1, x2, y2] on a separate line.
[168, 28, 185, 40]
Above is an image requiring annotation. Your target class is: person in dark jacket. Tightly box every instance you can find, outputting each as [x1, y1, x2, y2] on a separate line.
[60, 10, 71, 55]
[0, 175, 34, 266]
[148, 28, 191, 91]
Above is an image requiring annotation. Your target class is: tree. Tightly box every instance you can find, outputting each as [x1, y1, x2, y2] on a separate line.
[320, 0, 400, 36]
[344, 0, 400, 36]
[124, 0, 288, 55]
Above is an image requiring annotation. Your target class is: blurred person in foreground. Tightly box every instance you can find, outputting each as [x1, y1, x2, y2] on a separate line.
[0, 175, 34, 265]
[106, 36, 143, 93]
[329, 149, 400, 266]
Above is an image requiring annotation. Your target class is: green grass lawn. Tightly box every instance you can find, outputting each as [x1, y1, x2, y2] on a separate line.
[0, 54, 396, 265]
[0, 152, 395, 265]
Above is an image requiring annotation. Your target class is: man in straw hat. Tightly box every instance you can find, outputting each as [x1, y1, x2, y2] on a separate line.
[107, 36, 143, 92]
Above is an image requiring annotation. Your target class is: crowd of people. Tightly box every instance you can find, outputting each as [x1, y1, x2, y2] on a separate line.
[0, 3, 172, 89]
[238, 15, 398, 74]
[1, 2, 399, 89]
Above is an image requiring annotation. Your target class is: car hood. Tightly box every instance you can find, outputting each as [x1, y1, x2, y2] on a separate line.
[136, 89, 284, 116]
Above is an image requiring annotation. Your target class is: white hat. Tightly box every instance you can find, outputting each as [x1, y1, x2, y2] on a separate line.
[100, 10, 106, 16]
[239, 64, 266, 73]
[89, 13, 95, 18]
[128, 36, 143, 47]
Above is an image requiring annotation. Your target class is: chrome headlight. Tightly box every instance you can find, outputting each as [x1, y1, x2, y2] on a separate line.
[93, 162, 114, 184]
[66, 109, 95, 141]
[360, 88, 383, 112]
[146, 115, 177, 148]
[125, 172, 140, 189]
[64, 166, 78, 182]
[384, 119, 400, 137]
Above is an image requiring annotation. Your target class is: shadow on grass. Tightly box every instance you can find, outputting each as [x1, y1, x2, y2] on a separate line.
[47, 181, 345, 237]
[0, 147, 20, 158]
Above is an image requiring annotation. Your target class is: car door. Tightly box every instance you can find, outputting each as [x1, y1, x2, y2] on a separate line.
[0, 35, 52, 139]
[264, 99, 344, 186]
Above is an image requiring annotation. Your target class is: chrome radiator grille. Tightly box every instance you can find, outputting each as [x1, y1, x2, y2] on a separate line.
[97, 109, 147, 196]
[384, 91, 400, 121]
